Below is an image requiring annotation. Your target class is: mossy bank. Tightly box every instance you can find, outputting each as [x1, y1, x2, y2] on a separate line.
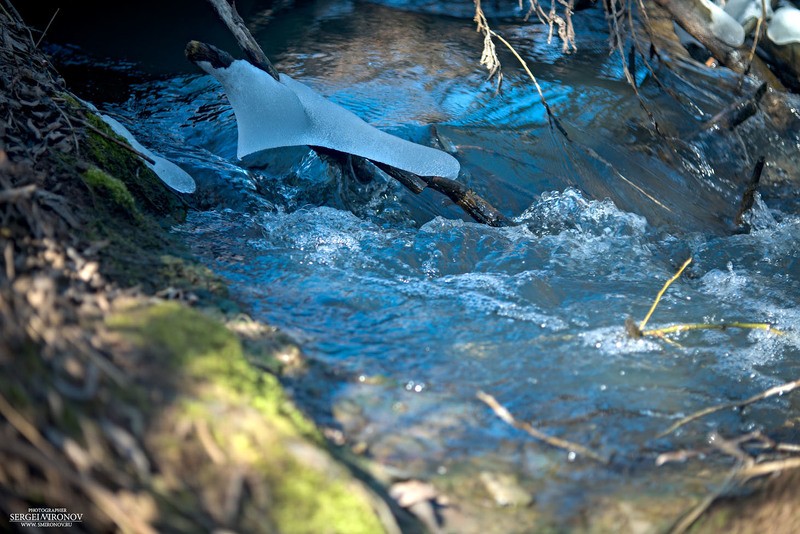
[0, 4, 390, 532]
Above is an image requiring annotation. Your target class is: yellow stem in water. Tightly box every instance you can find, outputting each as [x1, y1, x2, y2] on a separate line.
[643, 322, 783, 337]
[638, 257, 692, 332]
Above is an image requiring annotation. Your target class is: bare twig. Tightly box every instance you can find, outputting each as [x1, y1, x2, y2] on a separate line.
[34, 7, 60, 49]
[474, 0, 503, 87]
[76, 118, 156, 165]
[606, 0, 664, 135]
[477, 390, 608, 463]
[737, 457, 800, 479]
[205, 0, 280, 81]
[0, 391, 54, 455]
[668, 466, 739, 534]
[659, 378, 800, 438]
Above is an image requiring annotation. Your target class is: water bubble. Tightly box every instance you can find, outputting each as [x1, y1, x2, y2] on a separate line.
[405, 380, 426, 393]
[567, 451, 577, 462]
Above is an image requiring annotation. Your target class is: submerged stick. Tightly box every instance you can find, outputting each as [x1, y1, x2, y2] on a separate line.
[477, 391, 608, 463]
[422, 175, 511, 227]
[734, 156, 765, 227]
[659, 378, 800, 438]
[698, 83, 767, 133]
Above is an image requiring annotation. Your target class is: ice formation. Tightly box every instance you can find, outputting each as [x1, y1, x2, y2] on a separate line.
[197, 59, 461, 179]
[723, 0, 772, 32]
[767, 7, 800, 45]
[699, 0, 746, 47]
[100, 115, 197, 194]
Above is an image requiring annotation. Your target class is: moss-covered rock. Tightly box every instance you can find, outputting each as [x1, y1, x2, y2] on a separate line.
[106, 301, 386, 534]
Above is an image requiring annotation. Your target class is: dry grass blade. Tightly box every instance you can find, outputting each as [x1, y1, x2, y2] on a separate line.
[659, 378, 800, 438]
[477, 390, 608, 463]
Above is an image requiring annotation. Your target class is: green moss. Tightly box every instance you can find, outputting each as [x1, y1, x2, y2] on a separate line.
[158, 255, 229, 298]
[82, 167, 138, 218]
[272, 462, 384, 534]
[107, 302, 385, 534]
[689, 506, 734, 534]
[83, 111, 185, 220]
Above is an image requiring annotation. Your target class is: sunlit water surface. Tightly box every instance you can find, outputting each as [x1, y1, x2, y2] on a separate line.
[85, 0, 800, 527]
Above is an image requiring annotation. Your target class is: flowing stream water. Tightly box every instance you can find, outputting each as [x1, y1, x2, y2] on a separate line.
[44, 0, 800, 529]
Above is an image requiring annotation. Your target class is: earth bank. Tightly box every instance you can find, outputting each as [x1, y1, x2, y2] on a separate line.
[0, 4, 402, 532]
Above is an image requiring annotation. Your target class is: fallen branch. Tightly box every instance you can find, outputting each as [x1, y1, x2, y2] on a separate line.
[422, 175, 511, 226]
[659, 378, 800, 438]
[477, 391, 608, 463]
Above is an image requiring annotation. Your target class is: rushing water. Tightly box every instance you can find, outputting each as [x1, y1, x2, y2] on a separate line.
[50, 0, 800, 529]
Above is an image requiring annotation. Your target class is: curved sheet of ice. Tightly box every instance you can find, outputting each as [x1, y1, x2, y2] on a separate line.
[100, 115, 197, 194]
[767, 7, 800, 45]
[699, 0, 745, 47]
[723, 0, 772, 31]
[198, 59, 461, 179]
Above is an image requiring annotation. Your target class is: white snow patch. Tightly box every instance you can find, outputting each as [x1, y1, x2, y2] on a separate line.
[700, 0, 746, 47]
[767, 7, 800, 46]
